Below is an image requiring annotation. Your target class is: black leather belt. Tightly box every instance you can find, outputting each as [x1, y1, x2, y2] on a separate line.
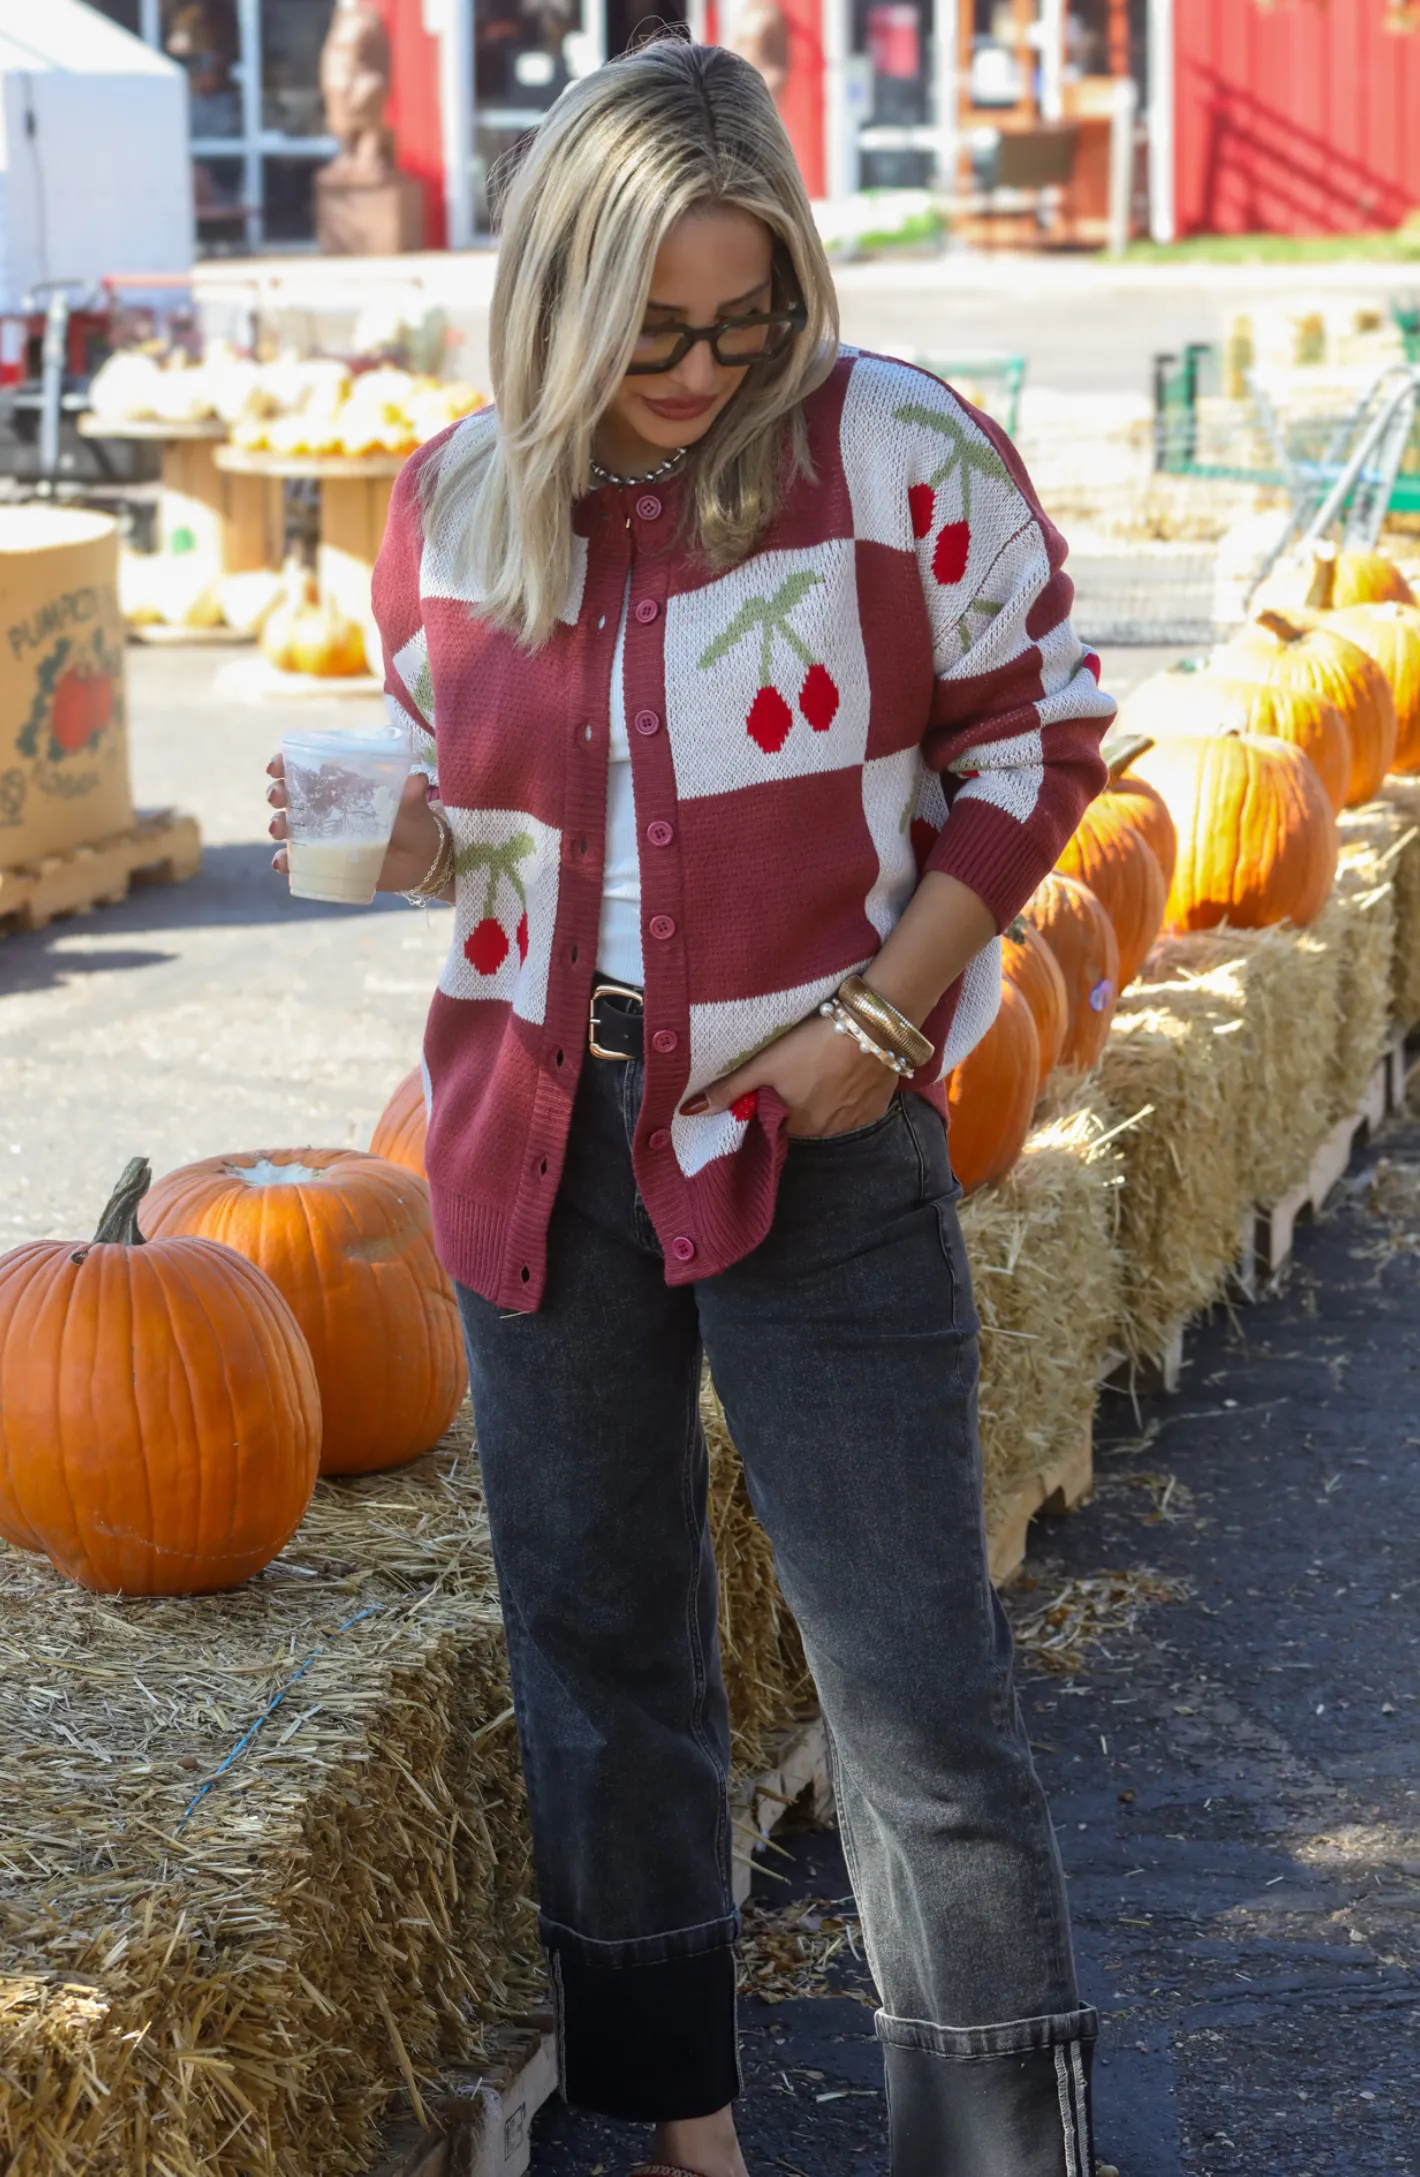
[588, 980, 645, 1061]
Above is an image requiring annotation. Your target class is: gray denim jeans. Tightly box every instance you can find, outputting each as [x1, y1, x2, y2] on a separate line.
[456, 1039, 1099, 2164]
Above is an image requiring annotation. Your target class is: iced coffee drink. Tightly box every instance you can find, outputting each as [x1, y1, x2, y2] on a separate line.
[282, 720, 411, 905]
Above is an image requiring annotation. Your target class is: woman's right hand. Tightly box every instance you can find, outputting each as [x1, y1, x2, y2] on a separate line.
[266, 756, 452, 895]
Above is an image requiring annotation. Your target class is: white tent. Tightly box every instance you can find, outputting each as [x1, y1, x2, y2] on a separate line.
[0, 0, 193, 315]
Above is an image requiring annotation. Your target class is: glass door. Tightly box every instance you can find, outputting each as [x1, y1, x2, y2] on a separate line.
[471, 0, 597, 233]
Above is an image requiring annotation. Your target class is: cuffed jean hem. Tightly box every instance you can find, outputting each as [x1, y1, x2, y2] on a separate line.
[875, 2004, 1101, 2060]
[545, 1914, 742, 2121]
[879, 2008, 1099, 2177]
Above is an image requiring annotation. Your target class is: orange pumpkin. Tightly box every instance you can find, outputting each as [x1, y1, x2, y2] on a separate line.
[945, 979, 1041, 1195]
[1021, 871, 1120, 1071]
[1130, 732, 1338, 932]
[1322, 602, 1420, 775]
[371, 1066, 428, 1177]
[1217, 610, 1397, 807]
[143, 1149, 465, 1477]
[1002, 917, 1069, 1081]
[0, 1159, 320, 1594]
[1055, 739, 1170, 988]
[1253, 541, 1415, 615]
[1125, 666, 1352, 815]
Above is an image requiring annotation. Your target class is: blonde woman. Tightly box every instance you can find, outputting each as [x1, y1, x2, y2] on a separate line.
[270, 37, 1113, 2177]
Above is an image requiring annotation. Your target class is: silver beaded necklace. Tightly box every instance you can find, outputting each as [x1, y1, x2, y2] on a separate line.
[589, 446, 687, 489]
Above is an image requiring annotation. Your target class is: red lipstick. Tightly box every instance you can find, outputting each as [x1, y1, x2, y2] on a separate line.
[641, 393, 717, 421]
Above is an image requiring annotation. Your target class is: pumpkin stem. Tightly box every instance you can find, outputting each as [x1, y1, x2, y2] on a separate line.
[1007, 914, 1027, 941]
[92, 1158, 153, 1246]
[1255, 607, 1304, 643]
[1304, 543, 1337, 612]
[1103, 730, 1155, 784]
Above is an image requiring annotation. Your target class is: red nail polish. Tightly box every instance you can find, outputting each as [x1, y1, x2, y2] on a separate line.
[679, 1094, 710, 1116]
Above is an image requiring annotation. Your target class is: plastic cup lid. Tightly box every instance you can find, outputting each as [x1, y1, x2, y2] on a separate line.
[282, 719, 410, 762]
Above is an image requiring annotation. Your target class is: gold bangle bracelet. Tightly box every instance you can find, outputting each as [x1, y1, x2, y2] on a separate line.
[402, 813, 454, 902]
[836, 975, 934, 1069]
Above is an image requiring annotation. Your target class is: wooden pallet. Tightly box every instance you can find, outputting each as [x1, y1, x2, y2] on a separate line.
[1255, 1050, 1390, 1283]
[730, 1712, 833, 1906]
[0, 808, 202, 938]
[1102, 1319, 1187, 1401]
[986, 1424, 1095, 1587]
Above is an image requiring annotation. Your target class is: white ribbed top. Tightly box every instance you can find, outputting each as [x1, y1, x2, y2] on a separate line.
[597, 578, 644, 985]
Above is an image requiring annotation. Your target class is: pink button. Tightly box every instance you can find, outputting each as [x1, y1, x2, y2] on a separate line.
[633, 709, 661, 736]
[649, 914, 676, 941]
[671, 1235, 697, 1264]
[646, 819, 674, 848]
[634, 598, 660, 624]
[651, 1027, 679, 1055]
[649, 1127, 671, 1150]
[636, 494, 663, 521]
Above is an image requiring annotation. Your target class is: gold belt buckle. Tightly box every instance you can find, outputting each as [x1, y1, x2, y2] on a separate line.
[588, 980, 644, 1061]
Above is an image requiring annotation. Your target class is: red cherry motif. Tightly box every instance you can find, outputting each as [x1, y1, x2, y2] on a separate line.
[908, 483, 935, 539]
[730, 1090, 759, 1122]
[515, 911, 529, 963]
[798, 663, 840, 733]
[909, 818, 939, 873]
[932, 521, 971, 586]
[1081, 651, 1102, 682]
[747, 685, 794, 754]
[465, 918, 510, 975]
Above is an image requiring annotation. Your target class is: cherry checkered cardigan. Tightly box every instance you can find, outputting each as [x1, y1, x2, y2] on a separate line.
[372, 348, 1114, 1311]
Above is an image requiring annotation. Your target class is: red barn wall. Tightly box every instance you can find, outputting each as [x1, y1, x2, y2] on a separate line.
[370, 0, 446, 247]
[1175, 0, 1420, 237]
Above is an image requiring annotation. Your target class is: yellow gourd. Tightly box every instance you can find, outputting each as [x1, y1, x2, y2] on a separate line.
[261, 563, 368, 678]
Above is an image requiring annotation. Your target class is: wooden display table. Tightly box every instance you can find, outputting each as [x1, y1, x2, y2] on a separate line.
[77, 417, 284, 574]
[214, 445, 405, 637]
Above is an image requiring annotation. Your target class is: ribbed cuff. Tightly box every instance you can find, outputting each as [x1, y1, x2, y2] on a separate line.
[924, 797, 1059, 933]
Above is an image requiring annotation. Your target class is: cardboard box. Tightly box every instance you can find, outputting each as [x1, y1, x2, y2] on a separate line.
[0, 507, 134, 866]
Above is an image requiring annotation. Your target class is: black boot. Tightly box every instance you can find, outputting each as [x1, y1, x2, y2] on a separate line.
[882, 2024, 1097, 2177]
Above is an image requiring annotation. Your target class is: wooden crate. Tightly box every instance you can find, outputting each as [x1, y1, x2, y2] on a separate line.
[0, 807, 201, 937]
[986, 1424, 1095, 1587]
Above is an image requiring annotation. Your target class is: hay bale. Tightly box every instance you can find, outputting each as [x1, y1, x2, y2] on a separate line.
[1318, 863, 1396, 1120]
[1141, 925, 1339, 1208]
[703, 1376, 814, 1776]
[1095, 967, 1255, 1362]
[0, 1419, 542, 2177]
[1346, 781, 1420, 1034]
[963, 1094, 1122, 1533]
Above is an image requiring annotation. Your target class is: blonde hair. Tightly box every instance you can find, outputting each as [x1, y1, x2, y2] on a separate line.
[422, 38, 839, 648]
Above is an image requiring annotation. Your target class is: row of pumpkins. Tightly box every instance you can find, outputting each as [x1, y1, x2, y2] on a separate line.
[946, 541, 1420, 1195]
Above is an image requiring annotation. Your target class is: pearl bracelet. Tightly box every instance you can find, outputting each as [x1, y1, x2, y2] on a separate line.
[818, 997, 913, 1077]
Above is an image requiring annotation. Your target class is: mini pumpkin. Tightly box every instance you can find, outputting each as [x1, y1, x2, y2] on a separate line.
[143, 1149, 464, 1476]
[1021, 871, 1120, 1071]
[945, 979, 1040, 1195]
[371, 1067, 428, 1177]
[0, 1159, 320, 1594]
[1002, 917, 1069, 1082]
[1321, 602, 1420, 775]
[1124, 664, 1351, 815]
[1217, 610, 1397, 806]
[1054, 737, 1171, 987]
[260, 561, 368, 679]
[1129, 731, 1338, 932]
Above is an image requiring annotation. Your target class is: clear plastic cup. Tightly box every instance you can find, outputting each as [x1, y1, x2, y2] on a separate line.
[281, 719, 411, 905]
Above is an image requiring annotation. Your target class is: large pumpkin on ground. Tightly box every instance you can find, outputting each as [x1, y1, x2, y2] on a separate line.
[1217, 610, 1397, 807]
[1054, 737, 1172, 987]
[945, 979, 1041, 1194]
[1124, 665, 1351, 815]
[1002, 917, 1069, 1081]
[1129, 732, 1338, 932]
[371, 1067, 428, 1177]
[0, 1159, 320, 1593]
[1021, 871, 1120, 1071]
[1321, 602, 1420, 775]
[143, 1149, 464, 1476]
